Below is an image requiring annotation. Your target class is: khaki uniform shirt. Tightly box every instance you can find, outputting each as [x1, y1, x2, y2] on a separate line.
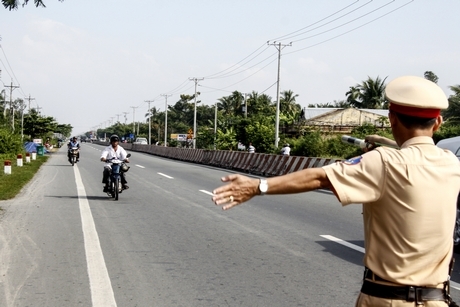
[323, 136, 460, 286]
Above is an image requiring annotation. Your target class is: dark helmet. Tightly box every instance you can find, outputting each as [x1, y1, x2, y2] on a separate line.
[72, 136, 77, 140]
[110, 135, 120, 143]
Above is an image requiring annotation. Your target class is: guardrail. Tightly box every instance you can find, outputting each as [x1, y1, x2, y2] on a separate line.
[94, 142, 341, 177]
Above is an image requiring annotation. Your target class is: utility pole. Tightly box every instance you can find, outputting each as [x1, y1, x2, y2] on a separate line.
[145, 100, 154, 145]
[268, 41, 291, 148]
[130, 106, 138, 138]
[115, 114, 121, 123]
[123, 112, 129, 124]
[19, 101, 26, 141]
[189, 77, 204, 149]
[161, 94, 172, 147]
[242, 92, 249, 118]
[24, 94, 35, 114]
[4, 80, 20, 131]
[214, 102, 217, 150]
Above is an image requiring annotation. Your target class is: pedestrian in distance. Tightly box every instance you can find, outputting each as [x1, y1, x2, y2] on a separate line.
[281, 143, 291, 156]
[248, 142, 255, 153]
[211, 75, 460, 306]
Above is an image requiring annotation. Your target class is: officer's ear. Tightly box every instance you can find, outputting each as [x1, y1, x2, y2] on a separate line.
[432, 115, 443, 132]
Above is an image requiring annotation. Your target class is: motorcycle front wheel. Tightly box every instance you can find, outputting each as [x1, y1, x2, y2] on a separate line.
[114, 177, 119, 201]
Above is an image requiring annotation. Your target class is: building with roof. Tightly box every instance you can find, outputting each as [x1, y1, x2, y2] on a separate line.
[299, 107, 390, 132]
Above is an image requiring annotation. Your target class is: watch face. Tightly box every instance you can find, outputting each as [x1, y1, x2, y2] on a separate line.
[259, 180, 268, 193]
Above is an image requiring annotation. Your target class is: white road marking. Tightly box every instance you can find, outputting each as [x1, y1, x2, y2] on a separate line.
[200, 190, 214, 196]
[320, 235, 365, 253]
[135, 164, 145, 168]
[74, 166, 117, 306]
[321, 234, 460, 291]
[158, 172, 173, 179]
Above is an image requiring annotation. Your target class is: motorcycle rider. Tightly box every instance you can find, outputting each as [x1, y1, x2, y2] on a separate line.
[67, 136, 80, 163]
[100, 134, 130, 192]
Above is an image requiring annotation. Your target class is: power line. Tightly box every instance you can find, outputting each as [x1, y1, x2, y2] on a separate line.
[268, 0, 362, 42]
[24, 94, 35, 112]
[285, 0, 414, 56]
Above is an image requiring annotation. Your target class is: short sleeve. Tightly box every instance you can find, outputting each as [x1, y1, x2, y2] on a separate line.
[322, 150, 385, 205]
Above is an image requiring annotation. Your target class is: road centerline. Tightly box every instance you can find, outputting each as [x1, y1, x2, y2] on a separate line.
[158, 172, 173, 179]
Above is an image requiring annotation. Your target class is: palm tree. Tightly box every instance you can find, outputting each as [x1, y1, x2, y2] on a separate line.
[346, 76, 387, 109]
[424, 71, 439, 84]
[443, 85, 460, 123]
[3, 0, 63, 10]
[280, 90, 300, 113]
[217, 96, 234, 116]
[345, 86, 360, 108]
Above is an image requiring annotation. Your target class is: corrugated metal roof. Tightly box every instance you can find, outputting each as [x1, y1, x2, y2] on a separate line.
[302, 107, 388, 120]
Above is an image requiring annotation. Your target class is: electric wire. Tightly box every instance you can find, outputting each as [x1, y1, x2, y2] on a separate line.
[268, 0, 362, 42]
[285, 0, 413, 56]
[289, 0, 395, 43]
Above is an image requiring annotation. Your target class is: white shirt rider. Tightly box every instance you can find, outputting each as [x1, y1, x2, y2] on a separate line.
[100, 144, 128, 166]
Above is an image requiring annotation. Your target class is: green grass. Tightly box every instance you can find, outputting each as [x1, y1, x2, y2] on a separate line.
[0, 156, 49, 200]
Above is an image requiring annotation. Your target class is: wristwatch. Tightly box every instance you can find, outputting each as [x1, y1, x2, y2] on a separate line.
[258, 179, 268, 195]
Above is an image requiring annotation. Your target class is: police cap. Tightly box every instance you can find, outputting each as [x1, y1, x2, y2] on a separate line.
[385, 76, 448, 118]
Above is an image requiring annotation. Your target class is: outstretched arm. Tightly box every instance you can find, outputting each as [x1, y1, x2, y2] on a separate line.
[212, 168, 332, 210]
[365, 135, 398, 148]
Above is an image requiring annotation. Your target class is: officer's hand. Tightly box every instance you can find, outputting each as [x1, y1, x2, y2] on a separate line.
[124, 159, 129, 163]
[101, 157, 106, 162]
[212, 174, 259, 210]
[363, 135, 379, 152]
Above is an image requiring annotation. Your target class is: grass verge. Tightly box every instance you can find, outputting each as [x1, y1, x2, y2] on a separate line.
[0, 156, 49, 200]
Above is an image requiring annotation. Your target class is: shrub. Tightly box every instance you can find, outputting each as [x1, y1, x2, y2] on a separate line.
[0, 129, 23, 155]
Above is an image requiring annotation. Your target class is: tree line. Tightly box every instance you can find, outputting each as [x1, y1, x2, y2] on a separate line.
[0, 93, 73, 155]
[94, 71, 460, 158]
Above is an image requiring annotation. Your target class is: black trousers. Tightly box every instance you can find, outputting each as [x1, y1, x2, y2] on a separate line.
[102, 166, 127, 185]
[67, 150, 80, 160]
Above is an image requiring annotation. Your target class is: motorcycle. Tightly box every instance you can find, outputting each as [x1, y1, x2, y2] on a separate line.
[105, 153, 131, 201]
[69, 147, 79, 166]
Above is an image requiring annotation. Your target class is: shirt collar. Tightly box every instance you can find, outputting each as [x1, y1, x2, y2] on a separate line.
[400, 136, 435, 148]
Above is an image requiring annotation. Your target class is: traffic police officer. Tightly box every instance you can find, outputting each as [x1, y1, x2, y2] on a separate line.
[212, 76, 460, 306]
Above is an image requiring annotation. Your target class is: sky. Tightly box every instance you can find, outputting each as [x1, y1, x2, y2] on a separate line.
[0, 0, 459, 135]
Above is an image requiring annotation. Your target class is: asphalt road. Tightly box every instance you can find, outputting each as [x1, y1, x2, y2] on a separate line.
[0, 143, 459, 306]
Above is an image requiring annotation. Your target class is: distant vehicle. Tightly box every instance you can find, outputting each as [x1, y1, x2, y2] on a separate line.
[133, 137, 148, 145]
[437, 136, 460, 160]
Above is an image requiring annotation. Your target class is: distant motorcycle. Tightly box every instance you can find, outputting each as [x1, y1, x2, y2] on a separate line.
[69, 147, 79, 166]
[105, 153, 131, 201]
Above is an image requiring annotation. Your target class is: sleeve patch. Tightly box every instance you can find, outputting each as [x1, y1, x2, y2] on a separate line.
[343, 156, 363, 165]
